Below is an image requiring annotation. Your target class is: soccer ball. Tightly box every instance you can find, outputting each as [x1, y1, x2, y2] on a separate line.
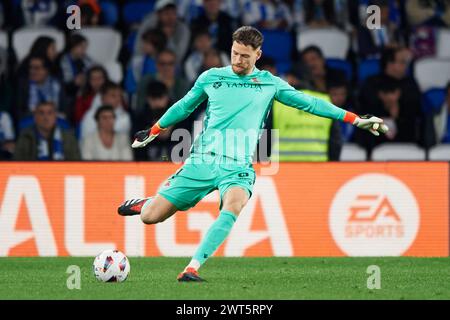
[93, 249, 130, 282]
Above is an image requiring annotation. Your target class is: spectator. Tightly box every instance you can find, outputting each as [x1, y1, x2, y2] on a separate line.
[433, 82, 450, 143]
[74, 65, 109, 125]
[406, 0, 450, 27]
[16, 55, 67, 121]
[303, 0, 338, 29]
[0, 2, 3, 29]
[256, 56, 278, 75]
[271, 89, 342, 161]
[288, 46, 348, 93]
[133, 81, 180, 161]
[356, 47, 423, 152]
[17, 36, 61, 79]
[0, 43, 12, 115]
[242, 0, 293, 31]
[136, 49, 190, 111]
[0, 111, 15, 160]
[134, 0, 191, 64]
[356, 0, 404, 59]
[184, 31, 230, 84]
[125, 28, 167, 94]
[405, 0, 450, 58]
[81, 105, 133, 161]
[80, 81, 131, 139]
[13, 101, 80, 161]
[0, 32, 6, 80]
[191, 0, 237, 52]
[327, 80, 356, 142]
[78, 0, 101, 26]
[201, 48, 225, 71]
[255, 56, 279, 161]
[20, 0, 58, 26]
[59, 34, 94, 108]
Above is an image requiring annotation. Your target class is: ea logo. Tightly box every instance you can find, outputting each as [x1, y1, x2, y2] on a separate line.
[329, 174, 419, 256]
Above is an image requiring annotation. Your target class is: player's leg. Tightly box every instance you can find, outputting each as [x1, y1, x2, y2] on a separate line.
[178, 186, 249, 282]
[140, 194, 179, 224]
[118, 194, 178, 223]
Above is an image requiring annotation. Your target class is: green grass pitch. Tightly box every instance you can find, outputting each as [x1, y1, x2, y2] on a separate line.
[0, 257, 449, 300]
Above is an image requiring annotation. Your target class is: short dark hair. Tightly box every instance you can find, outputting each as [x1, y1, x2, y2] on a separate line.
[29, 55, 51, 71]
[328, 79, 348, 90]
[301, 45, 324, 60]
[100, 81, 122, 95]
[156, 48, 176, 61]
[141, 28, 167, 52]
[67, 33, 87, 52]
[194, 30, 211, 40]
[232, 26, 263, 49]
[35, 101, 56, 110]
[378, 77, 400, 93]
[94, 105, 115, 121]
[146, 81, 168, 98]
[256, 56, 276, 69]
[380, 47, 407, 71]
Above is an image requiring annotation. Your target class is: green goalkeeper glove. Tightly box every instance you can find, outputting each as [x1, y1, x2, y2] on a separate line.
[353, 114, 389, 136]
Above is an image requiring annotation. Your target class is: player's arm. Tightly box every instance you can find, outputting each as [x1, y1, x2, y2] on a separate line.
[132, 71, 209, 148]
[274, 77, 389, 136]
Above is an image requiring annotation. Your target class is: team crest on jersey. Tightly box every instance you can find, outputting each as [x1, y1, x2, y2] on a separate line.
[251, 77, 260, 84]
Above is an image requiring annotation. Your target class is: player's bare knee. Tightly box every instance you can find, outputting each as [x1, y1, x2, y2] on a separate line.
[223, 199, 247, 216]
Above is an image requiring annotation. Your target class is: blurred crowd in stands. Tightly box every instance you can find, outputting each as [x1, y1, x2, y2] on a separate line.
[0, 0, 449, 161]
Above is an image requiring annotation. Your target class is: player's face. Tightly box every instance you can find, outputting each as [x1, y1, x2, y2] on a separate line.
[231, 41, 261, 75]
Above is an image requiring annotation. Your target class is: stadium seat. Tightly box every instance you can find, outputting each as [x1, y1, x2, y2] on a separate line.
[261, 29, 292, 63]
[436, 28, 450, 59]
[371, 143, 426, 161]
[428, 144, 450, 161]
[74, 27, 121, 64]
[358, 59, 380, 84]
[102, 61, 123, 83]
[100, 0, 119, 26]
[297, 28, 350, 59]
[275, 61, 292, 75]
[339, 143, 367, 161]
[326, 58, 353, 81]
[422, 88, 446, 114]
[414, 58, 450, 92]
[12, 27, 65, 62]
[123, 1, 155, 25]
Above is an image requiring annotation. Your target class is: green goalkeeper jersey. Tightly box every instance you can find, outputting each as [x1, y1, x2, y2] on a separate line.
[158, 66, 348, 163]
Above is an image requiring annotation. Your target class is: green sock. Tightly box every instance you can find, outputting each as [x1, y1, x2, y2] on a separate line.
[191, 210, 237, 267]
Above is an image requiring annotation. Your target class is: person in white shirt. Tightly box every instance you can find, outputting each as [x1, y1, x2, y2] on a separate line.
[184, 31, 230, 84]
[80, 81, 131, 140]
[81, 105, 133, 161]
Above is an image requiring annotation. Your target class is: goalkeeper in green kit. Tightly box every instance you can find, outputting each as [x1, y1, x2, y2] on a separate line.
[118, 26, 389, 282]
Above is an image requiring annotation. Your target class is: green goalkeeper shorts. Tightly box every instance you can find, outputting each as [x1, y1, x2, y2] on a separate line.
[157, 152, 256, 211]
